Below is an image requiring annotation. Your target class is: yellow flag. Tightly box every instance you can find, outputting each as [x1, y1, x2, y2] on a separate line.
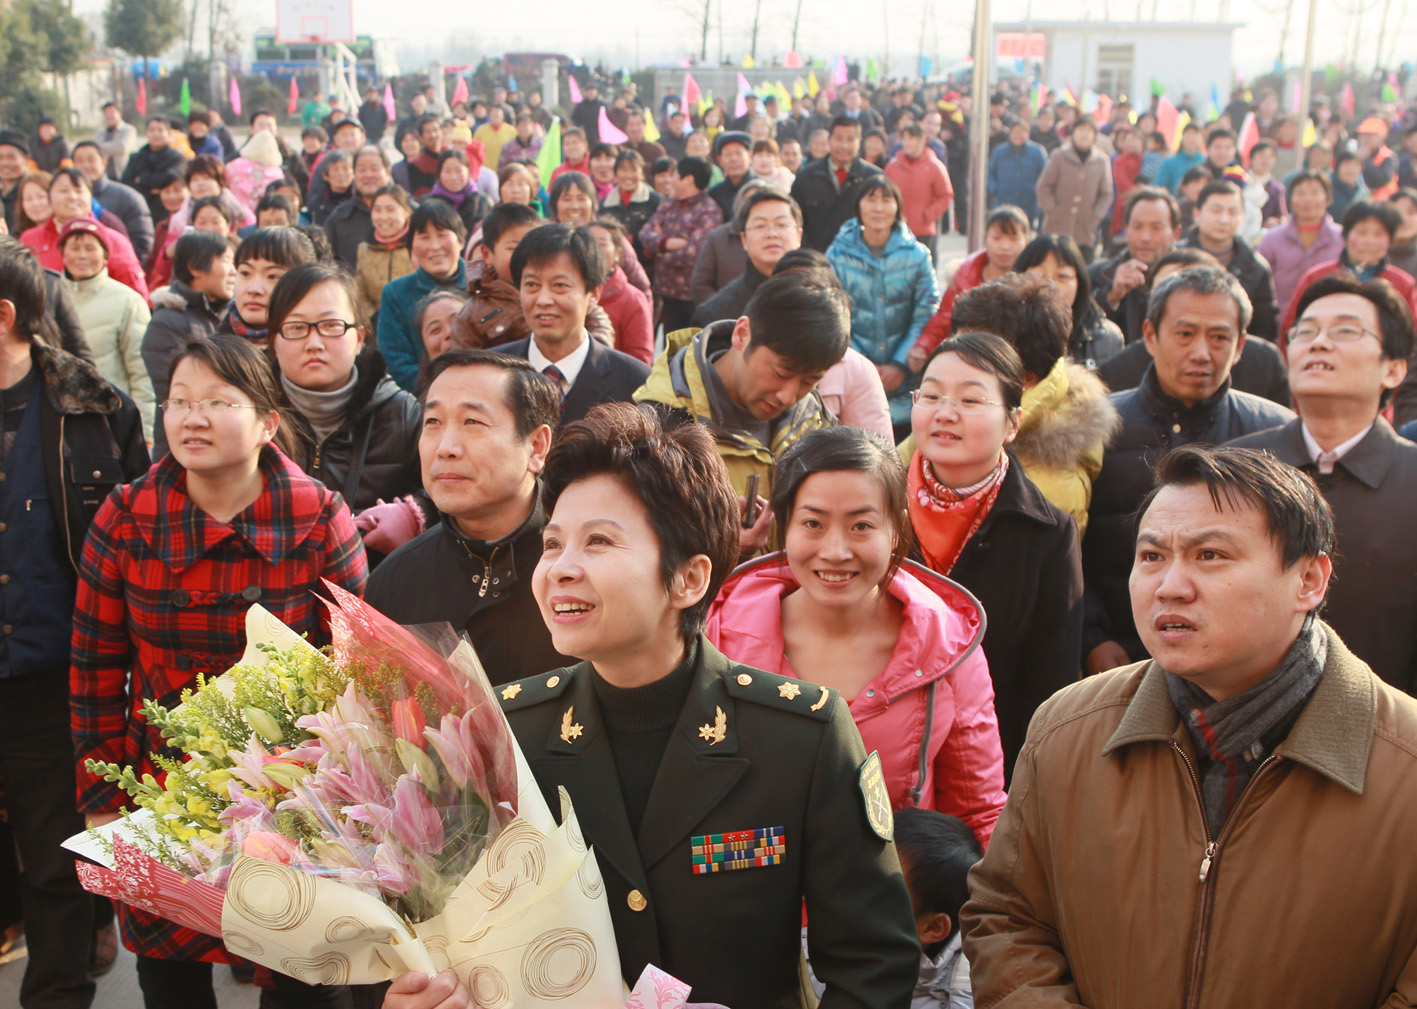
[1301, 118, 1317, 148]
[743, 54, 755, 68]
[1172, 111, 1190, 150]
[1128, 108, 1138, 124]
[807, 70, 820, 97]
[642, 107, 660, 142]
[793, 78, 805, 99]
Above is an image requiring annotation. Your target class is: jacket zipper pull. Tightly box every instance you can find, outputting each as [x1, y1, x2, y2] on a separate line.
[1199, 841, 1217, 883]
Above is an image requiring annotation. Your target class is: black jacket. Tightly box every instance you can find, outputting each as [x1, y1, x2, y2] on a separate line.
[1177, 229, 1281, 341]
[31, 341, 150, 574]
[707, 173, 751, 222]
[499, 335, 650, 424]
[930, 457, 1084, 782]
[690, 262, 766, 327]
[1097, 335, 1291, 408]
[1083, 366, 1295, 660]
[323, 196, 377, 270]
[92, 175, 156, 263]
[364, 493, 573, 686]
[357, 100, 389, 143]
[120, 144, 187, 222]
[1088, 249, 1150, 344]
[498, 637, 919, 1008]
[790, 156, 883, 251]
[429, 191, 492, 237]
[1229, 419, 1417, 695]
[41, 269, 92, 364]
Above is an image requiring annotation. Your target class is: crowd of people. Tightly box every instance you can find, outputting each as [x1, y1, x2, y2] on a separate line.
[1, 65, 1417, 1009]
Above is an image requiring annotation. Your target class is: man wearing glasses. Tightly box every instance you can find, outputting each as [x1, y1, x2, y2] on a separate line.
[1232, 275, 1417, 694]
[691, 186, 803, 328]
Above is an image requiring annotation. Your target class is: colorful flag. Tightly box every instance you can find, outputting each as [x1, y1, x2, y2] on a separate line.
[1208, 83, 1220, 121]
[1082, 88, 1099, 113]
[832, 56, 849, 87]
[136, 77, 147, 116]
[735, 92, 747, 118]
[1301, 118, 1317, 148]
[1062, 82, 1078, 107]
[383, 82, 396, 122]
[1382, 81, 1397, 103]
[793, 78, 805, 99]
[288, 76, 299, 116]
[598, 107, 629, 144]
[737, 71, 752, 94]
[1291, 81, 1302, 113]
[1341, 82, 1354, 120]
[1173, 111, 1191, 150]
[807, 71, 820, 97]
[1150, 76, 1164, 97]
[784, 51, 803, 68]
[1095, 93, 1113, 123]
[1237, 111, 1260, 166]
[1324, 63, 1340, 86]
[451, 75, 469, 108]
[569, 76, 583, 105]
[536, 119, 562, 189]
[508, 74, 518, 93]
[742, 54, 755, 68]
[228, 77, 242, 118]
[642, 107, 660, 142]
[684, 73, 701, 107]
[1157, 95, 1179, 145]
[866, 58, 878, 82]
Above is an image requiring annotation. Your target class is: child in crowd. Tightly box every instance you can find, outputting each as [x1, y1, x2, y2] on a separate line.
[894, 808, 984, 1009]
[1139, 131, 1168, 185]
[1177, 166, 1211, 232]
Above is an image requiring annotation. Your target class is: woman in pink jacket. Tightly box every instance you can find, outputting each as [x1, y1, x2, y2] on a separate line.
[706, 426, 1007, 848]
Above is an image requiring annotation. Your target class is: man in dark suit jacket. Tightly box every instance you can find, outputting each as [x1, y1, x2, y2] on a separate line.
[1230, 273, 1417, 694]
[506, 222, 650, 423]
[790, 116, 883, 250]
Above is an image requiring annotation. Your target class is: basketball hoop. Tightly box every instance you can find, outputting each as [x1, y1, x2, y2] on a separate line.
[275, 0, 353, 44]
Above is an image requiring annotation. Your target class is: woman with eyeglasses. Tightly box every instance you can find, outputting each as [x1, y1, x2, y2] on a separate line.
[71, 334, 367, 1009]
[908, 332, 1083, 784]
[268, 263, 429, 563]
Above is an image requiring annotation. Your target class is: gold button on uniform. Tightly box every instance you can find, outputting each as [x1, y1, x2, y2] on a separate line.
[627, 889, 647, 912]
[737, 673, 753, 685]
[546, 675, 561, 689]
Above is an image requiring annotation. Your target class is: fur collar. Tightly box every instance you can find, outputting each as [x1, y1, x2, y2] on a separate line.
[1016, 361, 1120, 470]
[32, 340, 123, 416]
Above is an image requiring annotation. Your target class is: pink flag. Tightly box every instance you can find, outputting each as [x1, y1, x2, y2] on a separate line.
[383, 82, 396, 121]
[288, 76, 299, 115]
[228, 77, 242, 117]
[1095, 93, 1113, 123]
[737, 71, 752, 94]
[598, 107, 629, 144]
[683, 72, 701, 106]
[451, 75, 469, 107]
[1237, 111, 1260, 166]
[784, 50, 803, 68]
[832, 57, 849, 87]
[735, 93, 747, 118]
[1291, 81, 1302, 113]
[569, 76, 584, 104]
[136, 77, 147, 116]
[1156, 95, 1178, 147]
[1341, 83, 1355, 120]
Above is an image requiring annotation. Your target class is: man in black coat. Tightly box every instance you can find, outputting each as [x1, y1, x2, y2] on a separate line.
[1089, 186, 1181, 344]
[357, 88, 389, 144]
[365, 350, 573, 685]
[0, 235, 148, 1009]
[790, 116, 883, 250]
[707, 131, 754, 221]
[1177, 180, 1280, 341]
[120, 117, 187, 224]
[72, 141, 155, 261]
[324, 146, 394, 270]
[571, 81, 606, 146]
[1084, 267, 1294, 675]
[502, 224, 649, 423]
[1230, 274, 1417, 694]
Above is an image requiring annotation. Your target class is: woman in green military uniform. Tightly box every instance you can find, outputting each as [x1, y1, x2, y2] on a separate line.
[384, 402, 917, 1009]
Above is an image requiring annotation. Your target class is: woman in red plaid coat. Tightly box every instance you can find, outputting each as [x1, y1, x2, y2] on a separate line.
[69, 334, 367, 1009]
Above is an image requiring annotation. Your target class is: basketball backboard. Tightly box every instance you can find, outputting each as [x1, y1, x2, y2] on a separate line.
[275, 0, 354, 43]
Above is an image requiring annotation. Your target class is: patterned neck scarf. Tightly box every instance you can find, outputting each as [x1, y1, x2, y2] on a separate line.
[907, 451, 1009, 574]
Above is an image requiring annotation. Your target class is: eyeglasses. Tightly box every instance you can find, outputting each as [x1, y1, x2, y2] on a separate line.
[278, 319, 358, 341]
[910, 391, 1004, 413]
[1288, 322, 1381, 345]
[743, 221, 797, 236]
[161, 398, 261, 415]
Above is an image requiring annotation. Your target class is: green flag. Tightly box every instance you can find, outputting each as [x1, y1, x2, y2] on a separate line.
[536, 118, 562, 190]
[1324, 63, 1340, 86]
[180, 78, 191, 116]
[1149, 76, 1164, 97]
[866, 58, 878, 82]
[1382, 82, 1397, 102]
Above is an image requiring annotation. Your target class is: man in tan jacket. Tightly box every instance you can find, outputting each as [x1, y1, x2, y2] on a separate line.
[963, 444, 1417, 1008]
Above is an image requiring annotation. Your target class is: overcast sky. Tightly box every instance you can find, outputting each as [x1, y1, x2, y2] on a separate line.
[76, 0, 1415, 90]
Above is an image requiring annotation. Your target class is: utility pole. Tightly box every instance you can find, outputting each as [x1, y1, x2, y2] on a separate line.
[967, 0, 990, 249]
[792, 0, 804, 53]
[1298, 0, 1317, 144]
[750, 0, 762, 62]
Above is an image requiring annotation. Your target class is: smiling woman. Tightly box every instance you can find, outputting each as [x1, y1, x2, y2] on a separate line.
[377, 199, 469, 391]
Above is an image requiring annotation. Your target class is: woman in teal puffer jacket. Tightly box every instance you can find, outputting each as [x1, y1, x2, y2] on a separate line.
[826, 175, 940, 435]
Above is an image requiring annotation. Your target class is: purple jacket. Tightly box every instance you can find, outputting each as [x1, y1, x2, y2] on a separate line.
[1259, 215, 1344, 319]
[638, 190, 724, 301]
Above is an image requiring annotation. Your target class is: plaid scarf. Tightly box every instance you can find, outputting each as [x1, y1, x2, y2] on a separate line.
[1164, 614, 1327, 838]
[222, 304, 268, 346]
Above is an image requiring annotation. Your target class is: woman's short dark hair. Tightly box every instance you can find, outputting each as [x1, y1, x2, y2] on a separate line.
[369, 183, 413, 215]
[985, 205, 1031, 238]
[589, 142, 619, 160]
[0, 235, 46, 339]
[508, 222, 609, 290]
[319, 149, 352, 180]
[541, 402, 740, 639]
[613, 149, 645, 172]
[266, 262, 368, 346]
[255, 192, 296, 221]
[168, 335, 301, 457]
[924, 331, 1026, 412]
[234, 226, 317, 269]
[498, 162, 539, 191]
[744, 269, 851, 375]
[894, 808, 982, 945]
[1340, 198, 1402, 240]
[1139, 445, 1335, 572]
[853, 174, 904, 228]
[480, 202, 542, 251]
[1293, 273, 1415, 373]
[437, 148, 469, 173]
[771, 426, 913, 582]
[184, 153, 226, 188]
[407, 197, 468, 248]
[1286, 168, 1332, 202]
[48, 167, 91, 195]
[589, 214, 627, 245]
[954, 271, 1071, 380]
[423, 349, 560, 440]
[548, 170, 597, 218]
[296, 225, 334, 263]
[651, 156, 676, 178]
[190, 194, 234, 227]
[171, 230, 231, 285]
[675, 156, 712, 192]
[413, 289, 468, 336]
[301, 125, 329, 143]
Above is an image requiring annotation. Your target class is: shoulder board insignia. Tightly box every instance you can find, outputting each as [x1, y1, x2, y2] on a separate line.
[722, 665, 834, 721]
[497, 667, 575, 712]
[859, 751, 894, 841]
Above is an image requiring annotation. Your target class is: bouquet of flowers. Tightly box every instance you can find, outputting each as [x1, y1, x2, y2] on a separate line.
[68, 584, 625, 1006]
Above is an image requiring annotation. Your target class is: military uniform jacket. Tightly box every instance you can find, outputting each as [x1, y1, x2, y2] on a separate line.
[499, 637, 919, 1009]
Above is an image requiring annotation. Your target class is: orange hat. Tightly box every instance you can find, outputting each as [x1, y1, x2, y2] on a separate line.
[1358, 117, 1388, 134]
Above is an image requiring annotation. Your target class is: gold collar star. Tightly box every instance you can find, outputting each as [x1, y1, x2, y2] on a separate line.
[501, 683, 523, 700]
[560, 706, 584, 743]
[698, 706, 727, 745]
[778, 682, 801, 700]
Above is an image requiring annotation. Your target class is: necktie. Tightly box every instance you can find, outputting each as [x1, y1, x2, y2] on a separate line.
[543, 364, 567, 403]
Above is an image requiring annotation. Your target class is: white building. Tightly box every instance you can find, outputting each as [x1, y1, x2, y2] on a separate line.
[994, 21, 1240, 105]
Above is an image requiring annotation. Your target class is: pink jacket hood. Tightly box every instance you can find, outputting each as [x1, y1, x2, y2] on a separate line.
[707, 554, 1006, 845]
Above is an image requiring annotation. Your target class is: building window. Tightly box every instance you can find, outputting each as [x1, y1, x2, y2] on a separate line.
[1096, 44, 1134, 99]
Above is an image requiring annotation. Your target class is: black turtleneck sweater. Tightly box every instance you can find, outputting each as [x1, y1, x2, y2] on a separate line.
[591, 638, 698, 834]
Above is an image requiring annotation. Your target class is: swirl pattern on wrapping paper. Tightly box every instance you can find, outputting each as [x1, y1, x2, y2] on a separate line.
[565, 811, 586, 852]
[469, 965, 511, 1009]
[221, 930, 265, 957]
[458, 924, 494, 945]
[281, 952, 352, 986]
[576, 855, 604, 899]
[324, 916, 371, 944]
[485, 819, 547, 886]
[520, 928, 597, 1000]
[230, 861, 317, 931]
[424, 934, 449, 960]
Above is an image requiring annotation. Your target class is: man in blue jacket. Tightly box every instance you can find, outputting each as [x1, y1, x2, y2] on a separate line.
[987, 120, 1048, 222]
[1154, 122, 1207, 193]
